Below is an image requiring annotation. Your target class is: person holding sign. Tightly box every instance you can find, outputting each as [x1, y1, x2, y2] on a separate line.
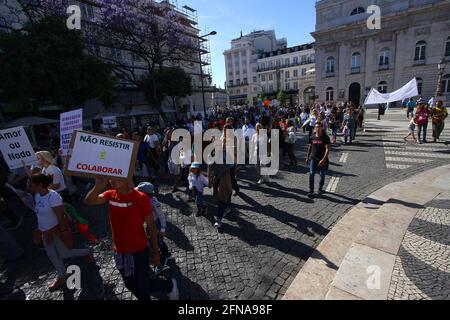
[28, 174, 94, 291]
[84, 177, 179, 300]
[34, 151, 69, 202]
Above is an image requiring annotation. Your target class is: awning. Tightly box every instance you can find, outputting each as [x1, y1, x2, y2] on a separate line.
[2, 116, 59, 128]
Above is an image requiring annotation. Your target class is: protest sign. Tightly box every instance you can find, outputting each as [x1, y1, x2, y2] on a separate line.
[102, 116, 117, 129]
[64, 131, 138, 181]
[0, 126, 37, 170]
[60, 109, 83, 156]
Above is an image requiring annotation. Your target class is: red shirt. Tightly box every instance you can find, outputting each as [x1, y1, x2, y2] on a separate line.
[101, 189, 152, 254]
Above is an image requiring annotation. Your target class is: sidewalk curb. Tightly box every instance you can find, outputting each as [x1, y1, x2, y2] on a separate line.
[283, 164, 450, 300]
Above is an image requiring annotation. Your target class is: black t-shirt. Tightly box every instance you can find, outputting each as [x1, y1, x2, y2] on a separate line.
[309, 134, 331, 161]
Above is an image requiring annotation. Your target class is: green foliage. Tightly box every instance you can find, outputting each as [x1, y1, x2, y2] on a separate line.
[0, 16, 116, 111]
[277, 90, 287, 106]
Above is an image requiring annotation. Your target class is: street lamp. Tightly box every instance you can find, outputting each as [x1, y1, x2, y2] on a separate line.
[198, 31, 217, 116]
[436, 58, 447, 97]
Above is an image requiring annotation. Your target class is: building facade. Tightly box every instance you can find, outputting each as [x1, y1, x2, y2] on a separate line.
[257, 43, 316, 105]
[224, 30, 287, 105]
[313, 0, 450, 106]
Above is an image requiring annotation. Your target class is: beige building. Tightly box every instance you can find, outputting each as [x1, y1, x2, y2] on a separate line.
[257, 43, 316, 105]
[313, 0, 450, 106]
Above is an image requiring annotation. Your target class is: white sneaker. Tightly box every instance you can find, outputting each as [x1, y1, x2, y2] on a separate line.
[167, 279, 179, 300]
[257, 179, 264, 184]
[214, 221, 222, 229]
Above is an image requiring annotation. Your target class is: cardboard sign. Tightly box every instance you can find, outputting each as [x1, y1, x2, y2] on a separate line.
[0, 126, 37, 170]
[60, 109, 83, 156]
[102, 116, 117, 129]
[64, 131, 138, 181]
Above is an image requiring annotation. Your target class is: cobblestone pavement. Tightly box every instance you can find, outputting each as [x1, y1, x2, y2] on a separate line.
[388, 195, 450, 301]
[1, 113, 449, 300]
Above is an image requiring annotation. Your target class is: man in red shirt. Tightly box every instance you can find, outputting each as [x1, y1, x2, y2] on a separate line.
[85, 178, 179, 300]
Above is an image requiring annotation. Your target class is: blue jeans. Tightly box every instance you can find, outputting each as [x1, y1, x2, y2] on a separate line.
[193, 188, 204, 212]
[418, 123, 428, 142]
[309, 159, 327, 193]
[118, 248, 173, 300]
[0, 225, 23, 261]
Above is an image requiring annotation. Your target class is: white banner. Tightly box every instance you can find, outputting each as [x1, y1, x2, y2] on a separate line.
[0, 126, 37, 170]
[60, 109, 83, 156]
[364, 78, 419, 105]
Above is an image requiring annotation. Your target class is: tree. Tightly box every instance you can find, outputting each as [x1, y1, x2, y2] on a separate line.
[0, 15, 116, 111]
[85, 0, 198, 121]
[277, 90, 287, 107]
[160, 67, 192, 111]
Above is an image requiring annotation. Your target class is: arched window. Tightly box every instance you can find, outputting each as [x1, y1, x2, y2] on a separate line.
[379, 48, 390, 66]
[443, 74, 450, 94]
[351, 52, 361, 73]
[326, 57, 335, 74]
[445, 36, 450, 57]
[350, 7, 365, 16]
[326, 87, 334, 102]
[415, 41, 427, 61]
[378, 81, 388, 94]
[416, 78, 423, 95]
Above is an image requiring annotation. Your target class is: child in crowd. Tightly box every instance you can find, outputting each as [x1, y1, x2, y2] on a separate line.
[343, 124, 351, 145]
[136, 182, 171, 275]
[404, 114, 419, 144]
[188, 162, 209, 217]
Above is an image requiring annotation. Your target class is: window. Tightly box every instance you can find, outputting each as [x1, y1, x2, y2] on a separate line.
[261, 74, 266, 81]
[310, 54, 316, 63]
[301, 55, 307, 64]
[416, 78, 423, 95]
[293, 70, 298, 77]
[445, 37, 450, 57]
[378, 81, 388, 93]
[237, 79, 241, 85]
[293, 57, 299, 65]
[243, 69, 247, 74]
[269, 61, 273, 68]
[350, 7, 365, 16]
[326, 57, 335, 74]
[228, 72, 233, 76]
[293, 82, 298, 90]
[243, 78, 248, 84]
[236, 70, 240, 75]
[379, 48, 390, 66]
[415, 41, 426, 61]
[351, 52, 361, 73]
[285, 71, 290, 79]
[269, 74, 273, 81]
[229, 80, 233, 86]
[302, 68, 306, 76]
[260, 62, 266, 70]
[286, 82, 290, 90]
[443, 74, 450, 93]
[269, 85, 274, 92]
[237, 89, 240, 94]
[326, 87, 334, 102]
[285, 58, 290, 66]
[262, 85, 267, 92]
[253, 76, 257, 83]
[276, 60, 281, 67]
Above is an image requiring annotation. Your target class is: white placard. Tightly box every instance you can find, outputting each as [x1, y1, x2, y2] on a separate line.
[102, 116, 117, 129]
[60, 109, 83, 156]
[65, 131, 138, 181]
[0, 126, 37, 170]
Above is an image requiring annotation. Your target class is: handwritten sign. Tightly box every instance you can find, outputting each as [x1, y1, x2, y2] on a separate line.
[64, 131, 138, 181]
[0, 126, 37, 170]
[60, 109, 83, 156]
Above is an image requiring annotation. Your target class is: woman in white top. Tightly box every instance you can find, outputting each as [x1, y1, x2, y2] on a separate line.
[36, 151, 69, 202]
[28, 174, 93, 291]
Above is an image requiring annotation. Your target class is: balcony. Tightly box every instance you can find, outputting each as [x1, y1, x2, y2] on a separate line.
[326, 71, 335, 78]
[414, 59, 426, 66]
[378, 64, 390, 71]
[351, 67, 361, 74]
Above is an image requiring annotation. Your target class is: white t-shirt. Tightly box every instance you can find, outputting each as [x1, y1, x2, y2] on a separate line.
[42, 165, 66, 192]
[34, 190, 63, 232]
[144, 134, 160, 149]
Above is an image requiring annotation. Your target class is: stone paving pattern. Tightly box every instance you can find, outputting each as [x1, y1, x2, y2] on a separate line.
[1, 113, 449, 300]
[388, 198, 450, 300]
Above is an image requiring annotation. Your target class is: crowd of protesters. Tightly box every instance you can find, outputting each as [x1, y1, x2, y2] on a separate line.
[4, 97, 446, 300]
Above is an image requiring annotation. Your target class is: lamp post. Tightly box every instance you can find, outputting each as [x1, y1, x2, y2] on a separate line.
[436, 58, 446, 97]
[198, 31, 217, 116]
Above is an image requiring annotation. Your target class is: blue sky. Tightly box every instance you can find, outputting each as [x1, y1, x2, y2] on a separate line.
[179, 0, 318, 88]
